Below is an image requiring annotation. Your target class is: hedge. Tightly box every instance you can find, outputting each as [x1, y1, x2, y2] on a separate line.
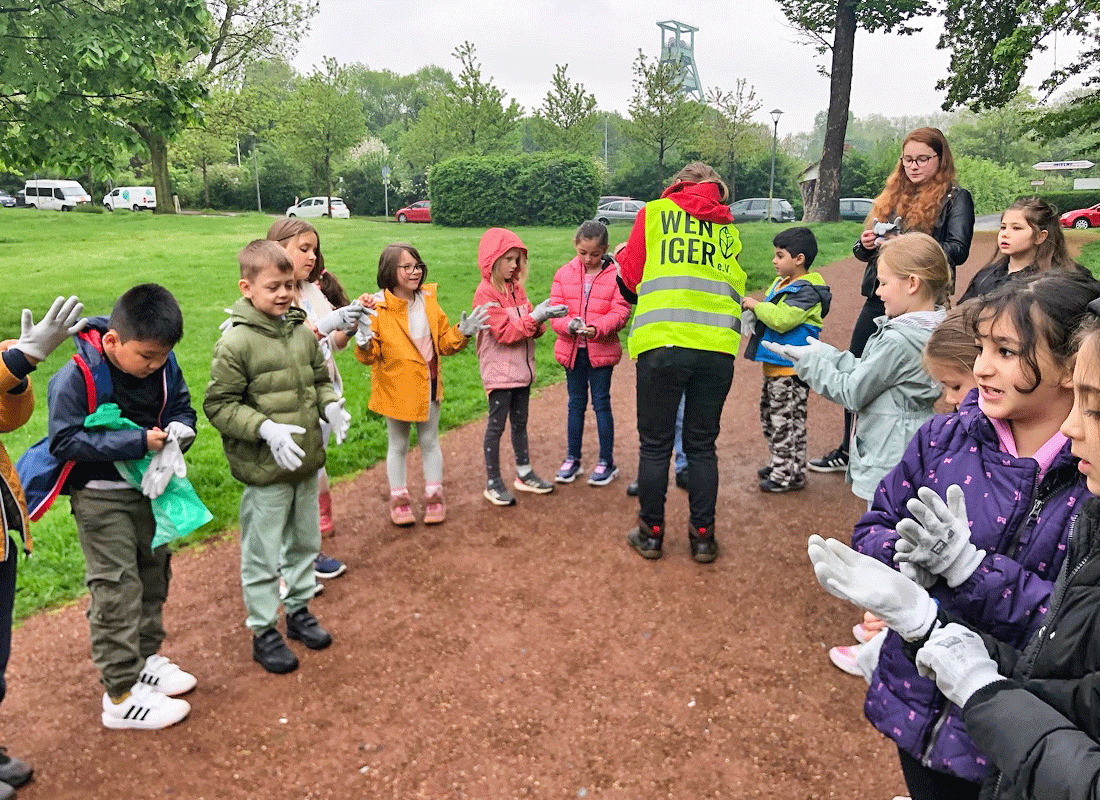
[430, 153, 601, 227]
[1036, 191, 1100, 215]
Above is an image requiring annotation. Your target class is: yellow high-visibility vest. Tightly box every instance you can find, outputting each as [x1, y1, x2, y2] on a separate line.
[628, 196, 746, 358]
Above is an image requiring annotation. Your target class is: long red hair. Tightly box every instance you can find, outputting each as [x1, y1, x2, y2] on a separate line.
[868, 128, 958, 235]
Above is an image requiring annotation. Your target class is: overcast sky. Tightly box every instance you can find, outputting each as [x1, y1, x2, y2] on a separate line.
[291, 0, 1070, 139]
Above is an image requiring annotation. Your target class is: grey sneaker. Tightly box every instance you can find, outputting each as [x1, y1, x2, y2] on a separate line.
[514, 472, 554, 494]
[484, 479, 517, 506]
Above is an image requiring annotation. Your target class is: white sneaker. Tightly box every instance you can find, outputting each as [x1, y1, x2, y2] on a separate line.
[102, 683, 190, 730]
[138, 654, 197, 696]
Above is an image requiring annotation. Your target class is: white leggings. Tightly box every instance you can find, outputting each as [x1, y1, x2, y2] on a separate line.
[386, 401, 443, 491]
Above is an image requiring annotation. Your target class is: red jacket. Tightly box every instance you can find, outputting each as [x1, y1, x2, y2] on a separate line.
[472, 228, 543, 391]
[549, 256, 631, 369]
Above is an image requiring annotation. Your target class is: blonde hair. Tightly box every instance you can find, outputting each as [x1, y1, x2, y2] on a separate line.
[924, 301, 979, 373]
[869, 128, 958, 235]
[670, 161, 729, 202]
[490, 248, 528, 293]
[239, 240, 292, 281]
[877, 232, 952, 306]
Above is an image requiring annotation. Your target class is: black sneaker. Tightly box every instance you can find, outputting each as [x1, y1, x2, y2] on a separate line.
[759, 477, 807, 493]
[252, 628, 299, 674]
[689, 525, 718, 563]
[626, 480, 638, 497]
[513, 472, 554, 494]
[808, 448, 848, 473]
[626, 523, 664, 559]
[286, 607, 333, 650]
[0, 747, 32, 788]
[484, 479, 517, 506]
[757, 466, 771, 480]
[675, 469, 688, 490]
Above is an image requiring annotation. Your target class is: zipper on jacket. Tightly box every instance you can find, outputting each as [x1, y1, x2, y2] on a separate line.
[509, 283, 536, 387]
[1006, 467, 1073, 559]
[920, 701, 953, 767]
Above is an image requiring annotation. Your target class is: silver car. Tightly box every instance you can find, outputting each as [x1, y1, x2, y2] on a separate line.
[728, 197, 796, 223]
[595, 199, 645, 225]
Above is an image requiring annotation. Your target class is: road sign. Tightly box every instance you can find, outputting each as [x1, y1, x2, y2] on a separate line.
[1033, 160, 1095, 170]
[1030, 180, 1045, 186]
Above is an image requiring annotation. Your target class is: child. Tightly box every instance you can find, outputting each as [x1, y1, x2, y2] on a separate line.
[267, 218, 364, 581]
[959, 197, 1079, 301]
[812, 269, 1100, 798]
[354, 243, 489, 526]
[762, 232, 948, 504]
[473, 228, 567, 506]
[743, 226, 831, 493]
[204, 241, 346, 675]
[25, 286, 197, 729]
[550, 221, 631, 486]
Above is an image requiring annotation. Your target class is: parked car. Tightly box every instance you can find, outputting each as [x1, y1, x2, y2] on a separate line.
[23, 179, 91, 211]
[595, 199, 645, 225]
[599, 195, 631, 206]
[103, 186, 156, 211]
[394, 201, 431, 223]
[0, 192, 15, 208]
[728, 197, 796, 222]
[1060, 202, 1100, 229]
[839, 197, 873, 222]
[285, 196, 350, 219]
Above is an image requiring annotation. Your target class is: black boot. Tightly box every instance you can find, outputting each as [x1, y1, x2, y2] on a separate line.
[287, 606, 333, 650]
[689, 524, 718, 564]
[0, 747, 32, 788]
[252, 628, 299, 674]
[626, 480, 638, 497]
[626, 522, 664, 559]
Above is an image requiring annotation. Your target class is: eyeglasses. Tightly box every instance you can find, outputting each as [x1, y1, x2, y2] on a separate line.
[900, 154, 938, 166]
[400, 263, 425, 273]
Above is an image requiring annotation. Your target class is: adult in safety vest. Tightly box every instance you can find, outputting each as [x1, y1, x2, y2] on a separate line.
[616, 162, 745, 564]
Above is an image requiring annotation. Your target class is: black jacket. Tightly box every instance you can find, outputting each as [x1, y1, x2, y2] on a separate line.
[960, 495, 1100, 799]
[854, 185, 975, 299]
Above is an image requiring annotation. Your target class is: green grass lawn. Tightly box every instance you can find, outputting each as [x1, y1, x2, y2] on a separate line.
[0, 210, 862, 619]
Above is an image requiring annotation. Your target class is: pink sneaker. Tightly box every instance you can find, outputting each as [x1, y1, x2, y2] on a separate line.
[829, 644, 864, 676]
[853, 623, 874, 643]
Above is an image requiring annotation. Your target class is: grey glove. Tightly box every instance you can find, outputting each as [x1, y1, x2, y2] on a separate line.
[739, 307, 756, 337]
[915, 623, 1003, 707]
[759, 338, 827, 363]
[457, 303, 492, 337]
[354, 316, 374, 348]
[895, 485, 986, 588]
[894, 538, 937, 588]
[218, 308, 233, 333]
[258, 420, 306, 471]
[141, 432, 186, 499]
[808, 534, 938, 640]
[316, 303, 366, 336]
[15, 295, 86, 362]
[164, 421, 196, 449]
[567, 317, 584, 334]
[531, 298, 568, 323]
[324, 398, 351, 445]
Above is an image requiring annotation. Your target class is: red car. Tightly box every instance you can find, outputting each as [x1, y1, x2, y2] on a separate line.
[1060, 202, 1100, 229]
[395, 200, 431, 223]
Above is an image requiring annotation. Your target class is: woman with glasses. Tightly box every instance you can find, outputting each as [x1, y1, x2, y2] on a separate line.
[810, 127, 974, 475]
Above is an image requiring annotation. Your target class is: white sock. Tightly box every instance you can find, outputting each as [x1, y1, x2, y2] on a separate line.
[516, 464, 532, 478]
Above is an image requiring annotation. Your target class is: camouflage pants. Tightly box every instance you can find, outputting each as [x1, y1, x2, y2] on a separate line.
[759, 375, 809, 486]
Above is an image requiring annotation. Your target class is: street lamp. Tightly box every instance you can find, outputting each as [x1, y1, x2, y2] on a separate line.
[767, 108, 783, 222]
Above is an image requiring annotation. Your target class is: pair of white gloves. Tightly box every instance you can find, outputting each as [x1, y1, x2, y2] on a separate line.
[141, 422, 196, 499]
[353, 302, 494, 348]
[258, 397, 351, 472]
[808, 484, 998, 707]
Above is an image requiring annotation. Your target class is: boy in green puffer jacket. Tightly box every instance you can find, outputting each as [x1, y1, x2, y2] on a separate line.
[204, 241, 349, 675]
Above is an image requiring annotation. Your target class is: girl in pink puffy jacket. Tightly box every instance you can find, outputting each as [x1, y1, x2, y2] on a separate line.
[550, 221, 632, 486]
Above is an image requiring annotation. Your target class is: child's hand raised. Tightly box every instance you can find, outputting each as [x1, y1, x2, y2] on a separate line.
[356, 292, 378, 311]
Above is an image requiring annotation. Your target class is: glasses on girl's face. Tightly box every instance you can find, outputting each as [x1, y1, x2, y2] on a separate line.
[901, 154, 938, 166]
[400, 263, 424, 273]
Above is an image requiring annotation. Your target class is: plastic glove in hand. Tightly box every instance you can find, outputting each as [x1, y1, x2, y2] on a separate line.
[316, 303, 366, 336]
[258, 420, 306, 471]
[759, 338, 827, 364]
[915, 622, 1003, 708]
[164, 421, 196, 448]
[894, 538, 937, 588]
[530, 298, 569, 323]
[457, 303, 492, 337]
[15, 295, 86, 362]
[808, 534, 938, 640]
[141, 432, 186, 499]
[895, 485, 985, 588]
[324, 398, 351, 445]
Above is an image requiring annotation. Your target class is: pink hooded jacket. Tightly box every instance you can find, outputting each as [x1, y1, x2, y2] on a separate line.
[472, 228, 543, 391]
[549, 256, 631, 369]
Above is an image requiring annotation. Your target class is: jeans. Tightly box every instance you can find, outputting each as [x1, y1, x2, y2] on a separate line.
[897, 748, 981, 800]
[840, 295, 885, 449]
[635, 346, 734, 530]
[565, 348, 615, 464]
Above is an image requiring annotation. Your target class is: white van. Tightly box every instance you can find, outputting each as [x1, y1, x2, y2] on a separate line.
[103, 186, 156, 211]
[24, 179, 91, 211]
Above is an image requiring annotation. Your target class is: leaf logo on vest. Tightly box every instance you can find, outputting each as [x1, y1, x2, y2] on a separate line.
[719, 227, 736, 260]
[657, 209, 736, 274]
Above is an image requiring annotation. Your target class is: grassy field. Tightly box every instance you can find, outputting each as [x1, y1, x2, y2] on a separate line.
[0, 210, 864, 619]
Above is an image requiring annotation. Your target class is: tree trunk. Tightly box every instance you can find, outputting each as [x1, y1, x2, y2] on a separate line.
[202, 159, 210, 209]
[805, 0, 856, 223]
[132, 124, 176, 215]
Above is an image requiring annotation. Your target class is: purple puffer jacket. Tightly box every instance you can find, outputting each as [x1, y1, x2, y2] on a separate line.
[851, 389, 1089, 784]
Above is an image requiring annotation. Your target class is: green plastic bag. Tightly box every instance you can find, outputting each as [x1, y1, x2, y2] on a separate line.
[84, 404, 213, 548]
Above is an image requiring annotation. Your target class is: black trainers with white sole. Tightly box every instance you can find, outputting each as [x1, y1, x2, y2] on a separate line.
[808, 448, 848, 473]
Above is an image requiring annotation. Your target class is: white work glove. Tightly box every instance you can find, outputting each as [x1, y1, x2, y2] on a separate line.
[759, 338, 827, 363]
[141, 432, 186, 499]
[808, 534, 939, 641]
[915, 623, 1003, 708]
[258, 420, 306, 471]
[740, 307, 756, 336]
[457, 303, 492, 337]
[15, 295, 86, 362]
[316, 303, 366, 336]
[164, 421, 196, 449]
[354, 315, 375, 348]
[894, 538, 937, 587]
[218, 308, 233, 333]
[530, 298, 568, 323]
[895, 485, 986, 588]
[324, 398, 351, 445]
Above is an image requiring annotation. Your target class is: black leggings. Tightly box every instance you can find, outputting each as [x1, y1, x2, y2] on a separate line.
[897, 748, 982, 800]
[839, 295, 886, 449]
[484, 386, 531, 482]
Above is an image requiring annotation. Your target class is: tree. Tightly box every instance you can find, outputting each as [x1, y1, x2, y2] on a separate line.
[532, 64, 599, 152]
[697, 80, 764, 200]
[936, 0, 1100, 139]
[627, 51, 703, 190]
[776, 0, 934, 221]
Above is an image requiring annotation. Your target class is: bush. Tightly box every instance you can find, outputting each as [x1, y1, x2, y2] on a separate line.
[431, 153, 601, 227]
[73, 203, 106, 214]
[955, 156, 1027, 214]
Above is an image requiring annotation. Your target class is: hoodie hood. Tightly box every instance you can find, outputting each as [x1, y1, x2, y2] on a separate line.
[478, 228, 528, 281]
[661, 181, 734, 224]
